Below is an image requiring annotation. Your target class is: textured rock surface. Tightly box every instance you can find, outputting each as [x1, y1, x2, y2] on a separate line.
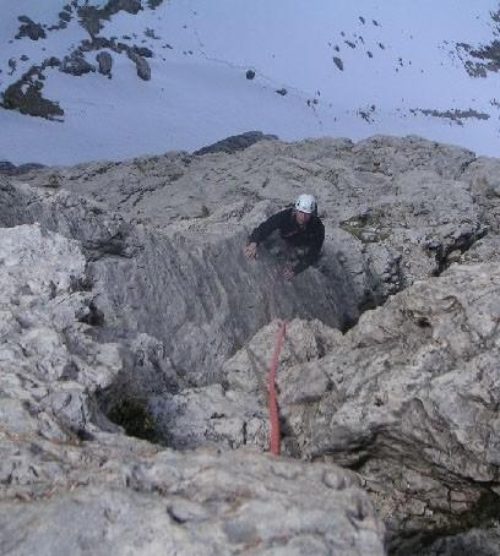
[15, 16, 46, 41]
[0, 224, 383, 555]
[418, 524, 500, 556]
[20, 135, 483, 304]
[0, 174, 355, 388]
[96, 51, 113, 77]
[2, 134, 500, 554]
[60, 52, 96, 76]
[127, 50, 151, 80]
[0, 224, 122, 440]
[275, 263, 500, 550]
[0, 160, 44, 175]
[193, 131, 279, 155]
[0, 438, 384, 556]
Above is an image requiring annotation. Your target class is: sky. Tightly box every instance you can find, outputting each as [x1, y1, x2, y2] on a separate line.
[1, 0, 500, 165]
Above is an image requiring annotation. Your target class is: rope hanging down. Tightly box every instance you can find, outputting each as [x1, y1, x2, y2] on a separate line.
[267, 320, 287, 456]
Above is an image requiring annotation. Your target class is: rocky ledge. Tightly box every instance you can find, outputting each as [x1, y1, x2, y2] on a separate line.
[1, 134, 499, 555]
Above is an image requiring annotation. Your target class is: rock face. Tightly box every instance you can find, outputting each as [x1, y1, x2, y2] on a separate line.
[1, 134, 500, 554]
[60, 52, 96, 77]
[276, 263, 500, 551]
[2, 1, 162, 120]
[1, 68, 64, 120]
[16, 16, 46, 41]
[96, 51, 113, 77]
[193, 130, 279, 155]
[127, 50, 151, 81]
[0, 161, 45, 176]
[0, 216, 383, 555]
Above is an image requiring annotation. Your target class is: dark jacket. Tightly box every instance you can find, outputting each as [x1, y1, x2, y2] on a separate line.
[248, 207, 325, 273]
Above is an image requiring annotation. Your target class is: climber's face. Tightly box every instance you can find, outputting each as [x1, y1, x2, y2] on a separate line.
[295, 210, 311, 227]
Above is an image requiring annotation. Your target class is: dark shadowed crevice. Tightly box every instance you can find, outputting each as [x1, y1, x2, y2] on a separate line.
[389, 491, 500, 556]
[428, 226, 488, 276]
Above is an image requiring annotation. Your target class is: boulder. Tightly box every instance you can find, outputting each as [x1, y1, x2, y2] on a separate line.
[15, 16, 46, 41]
[1, 73, 64, 120]
[127, 50, 151, 81]
[96, 51, 113, 77]
[60, 52, 96, 76]
[106, 0, 142, 16]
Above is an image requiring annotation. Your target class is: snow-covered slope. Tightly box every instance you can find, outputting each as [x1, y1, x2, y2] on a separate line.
[1, 0, 500, 165]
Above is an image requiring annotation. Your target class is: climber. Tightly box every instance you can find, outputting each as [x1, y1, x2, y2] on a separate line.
[244, 193, 325, 280]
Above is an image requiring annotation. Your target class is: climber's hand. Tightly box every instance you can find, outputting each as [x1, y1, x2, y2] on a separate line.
[244, 242, 258, 259]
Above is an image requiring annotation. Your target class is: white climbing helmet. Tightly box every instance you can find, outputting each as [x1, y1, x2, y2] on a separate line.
[294, 193, 317, 214]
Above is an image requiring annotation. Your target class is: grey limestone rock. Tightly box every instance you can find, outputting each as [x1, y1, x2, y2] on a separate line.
[0, 221, 384, 555]
[0, 446, 384, 556]
[274, 262, 500, 549]
[3, 134, 500, 553]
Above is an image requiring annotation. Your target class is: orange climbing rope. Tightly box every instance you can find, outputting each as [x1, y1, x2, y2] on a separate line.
[268, 320, 287, 456]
